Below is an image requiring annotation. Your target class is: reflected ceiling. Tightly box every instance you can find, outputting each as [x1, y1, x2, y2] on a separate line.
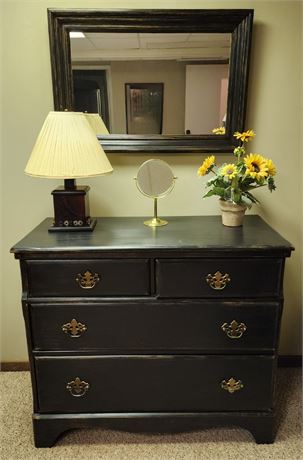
[70, 32, 231, 61]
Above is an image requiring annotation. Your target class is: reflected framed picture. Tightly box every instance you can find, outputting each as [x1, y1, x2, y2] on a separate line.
[125, 83, 164, 134]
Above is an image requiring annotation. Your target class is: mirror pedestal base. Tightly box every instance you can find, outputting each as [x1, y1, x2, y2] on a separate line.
[144, 217, 168, 227]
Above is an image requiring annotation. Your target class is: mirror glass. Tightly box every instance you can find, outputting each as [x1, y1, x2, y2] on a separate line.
[71, 32, 231, 135]
[136, 159, 175, 227]
[136, 159, 175, 197]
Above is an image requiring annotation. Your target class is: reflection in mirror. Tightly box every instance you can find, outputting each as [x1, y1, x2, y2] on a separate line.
[84, 113, 109, 134]
[135, 159, 175, 227]
[125, 83, 164, 134]
[71, 33, 231, 135]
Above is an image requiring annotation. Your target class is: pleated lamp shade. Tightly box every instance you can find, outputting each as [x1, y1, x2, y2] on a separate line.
[84, 113, 109, 134]
[25, 111, 113, 178]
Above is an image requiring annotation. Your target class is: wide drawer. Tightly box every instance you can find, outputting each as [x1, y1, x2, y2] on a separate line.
[35, 355, 275, 413]
[26, 259, 150, 297]
[156, 258, 283, 298]
[30, 301, 280, 353]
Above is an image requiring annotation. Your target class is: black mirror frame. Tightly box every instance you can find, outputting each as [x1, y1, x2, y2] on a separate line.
[48, 8, 254, 153]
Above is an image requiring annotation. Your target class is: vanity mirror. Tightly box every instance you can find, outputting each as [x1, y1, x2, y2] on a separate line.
[48, 9, 253, 153]
[135, 159, 175, 227]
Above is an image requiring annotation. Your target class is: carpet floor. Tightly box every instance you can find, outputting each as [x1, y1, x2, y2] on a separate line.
[0, 368, 302, 460]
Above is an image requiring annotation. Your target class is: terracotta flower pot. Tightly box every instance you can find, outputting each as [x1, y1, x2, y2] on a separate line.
[219, 199, 246, 227]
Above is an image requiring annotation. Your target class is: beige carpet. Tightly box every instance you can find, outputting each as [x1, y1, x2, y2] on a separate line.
[0, 368, 302, 460]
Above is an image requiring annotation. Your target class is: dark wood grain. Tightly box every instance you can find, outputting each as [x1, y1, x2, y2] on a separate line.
[11, 216, 293, 257]
[35, 355, 275, 413]
[157, 258, 283, 298]
[32, 411, 278, 446]
[26, 259, 150, 297]
[29, 300, 280, 353]
[50, 185, 93, 230]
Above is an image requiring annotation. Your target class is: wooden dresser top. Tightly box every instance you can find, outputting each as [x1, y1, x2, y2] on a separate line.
[11, 216, 293, 257]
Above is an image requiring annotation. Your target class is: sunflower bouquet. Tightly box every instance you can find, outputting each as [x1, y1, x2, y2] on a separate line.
[197, 129, 277, 208]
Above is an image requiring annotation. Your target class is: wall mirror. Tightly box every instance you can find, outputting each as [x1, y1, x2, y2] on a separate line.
[48, 9, 253, 153]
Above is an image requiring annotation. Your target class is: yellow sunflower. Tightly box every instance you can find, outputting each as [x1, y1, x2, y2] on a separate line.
[220, 164, 238, 180]
[234, 129, 255, 142]
[264, 158, 277, 176]
[212, 127, 225, 135]
[197, 155, 215, 176]
[244, 154, 268, 180]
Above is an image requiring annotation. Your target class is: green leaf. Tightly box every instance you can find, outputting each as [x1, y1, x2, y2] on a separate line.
[223, 189, 232, 200]
[203, 190, 216, 198]
[243, 191, 259, 204]
[241, 195, 253, 208]
[206, 177, 218, 187]
[239, 162, 247, 171]
[231, 188, 242, 204]
[268, 176, 276, 192]
[203, 187, 226, 198]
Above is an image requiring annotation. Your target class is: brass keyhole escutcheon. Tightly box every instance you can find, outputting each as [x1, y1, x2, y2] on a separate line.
[66, 377, 90, 397]
[221, 377, 243, 394]
[62, 318, 87, 338]
[76, 270, 100, 289]
[206, 271, 231, 290]
[221, 320, 247, 339]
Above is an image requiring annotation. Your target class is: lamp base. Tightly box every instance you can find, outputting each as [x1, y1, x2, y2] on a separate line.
[49, 218, 97, 232]
[50, 185, 96, 232]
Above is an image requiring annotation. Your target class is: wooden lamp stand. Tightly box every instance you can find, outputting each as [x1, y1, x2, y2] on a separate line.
[50, 179, 96, 232]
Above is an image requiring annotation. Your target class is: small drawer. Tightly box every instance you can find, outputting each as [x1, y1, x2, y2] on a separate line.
[29, 300, 280, 353]
[156, 258, 283, 298]
[35, 355, 275, 413]
[26, 259, 150, 297]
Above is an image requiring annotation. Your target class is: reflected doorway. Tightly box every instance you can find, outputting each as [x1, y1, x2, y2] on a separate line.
[72, 69, 110, 131]
[125, 83, 163, 134]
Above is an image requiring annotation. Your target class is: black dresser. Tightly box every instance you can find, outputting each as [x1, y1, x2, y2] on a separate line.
[11, 216, 293, 447]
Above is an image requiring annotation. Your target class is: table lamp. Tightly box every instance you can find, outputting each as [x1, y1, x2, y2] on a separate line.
[25, 111, 113, 232]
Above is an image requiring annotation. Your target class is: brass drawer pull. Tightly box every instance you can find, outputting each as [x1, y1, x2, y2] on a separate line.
[66, 377, 90, 397]
[62, 318, 87, 337]
[221, 320, 247, 339]
[221, 377, 243, 394]
[76, 270, 100, 289]
[206, 271, 231, 290]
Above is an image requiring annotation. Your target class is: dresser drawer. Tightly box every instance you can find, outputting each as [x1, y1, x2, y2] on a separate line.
[30, 301, 280, 353]
[26, 259, 150, 297]
[156, 258, 283, 298]
[35, 355, 275, 413]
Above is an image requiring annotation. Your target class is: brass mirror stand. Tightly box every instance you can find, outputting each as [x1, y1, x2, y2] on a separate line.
[135, 159, 176, 227]
[144, 198, 168, 228]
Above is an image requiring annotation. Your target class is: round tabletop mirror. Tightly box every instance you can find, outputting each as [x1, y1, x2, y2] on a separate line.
[135, 159, 176, 227]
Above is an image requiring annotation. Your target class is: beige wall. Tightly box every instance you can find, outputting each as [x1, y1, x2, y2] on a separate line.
[110, 60, 186, 134]
[1, 0, 302, 361]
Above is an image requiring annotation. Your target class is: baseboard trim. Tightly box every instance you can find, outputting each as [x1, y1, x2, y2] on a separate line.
[1, 356, 302, 371]
[1, 362, 30, 371]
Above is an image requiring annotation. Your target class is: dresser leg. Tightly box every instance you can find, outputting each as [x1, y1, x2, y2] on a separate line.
[33, 417, 71, 447]
[246, 419, 277, 444]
